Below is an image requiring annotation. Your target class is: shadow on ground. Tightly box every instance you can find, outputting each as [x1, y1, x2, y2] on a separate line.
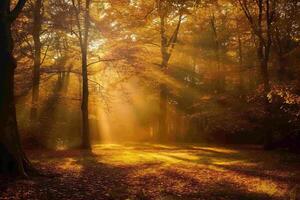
[0, 143, 299, 200]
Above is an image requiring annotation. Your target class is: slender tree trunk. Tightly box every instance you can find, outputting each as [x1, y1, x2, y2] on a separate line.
[156, 3, 182, 141]
[81, 0, 91, 149]
[158, 82, 167, 140]
[238, 36, 243, 66]
[273, 28, 286, 79]
[158, 11, 168, 140]
[257, 41, 270, 94]
[260, 58, 270, 93]
[238, 0, 274, 94]
[81, 50, 90, 149]
[210, 14, 220, 70]
[0, 0, 34, 176]
[31, 0, 42, 120]
[237, 35, 245, 94]
[276, 53, 286, 81]
[259, 45, 273, 149]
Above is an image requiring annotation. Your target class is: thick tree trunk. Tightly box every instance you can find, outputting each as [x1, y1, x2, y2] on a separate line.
[0, 5, 34, 176]
[31, 0, 42, 120]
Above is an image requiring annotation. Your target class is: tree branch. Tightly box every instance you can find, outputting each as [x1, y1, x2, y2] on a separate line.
[9, 0, 27, 22]
[87, 57, 125, 67]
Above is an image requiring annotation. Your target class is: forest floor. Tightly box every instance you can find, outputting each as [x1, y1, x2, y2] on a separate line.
[0, 143, 300, 200]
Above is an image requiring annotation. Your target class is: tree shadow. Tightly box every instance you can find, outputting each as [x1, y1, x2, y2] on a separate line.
[215, 164, 300, 184]
[31, 150, 154, 199]
[160, 145, 300, 185]
[173, 172, 273, 200]
[128, 162, 275, 200]
[1, 144, 298, 199]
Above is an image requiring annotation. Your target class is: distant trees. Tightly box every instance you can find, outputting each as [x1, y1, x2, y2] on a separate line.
[272, 0, 300, 78]
[237, 0, 277, 93]
[1, 0, 300, 178]
[155, 0, 197, 139]
[156, 0, 184, 139]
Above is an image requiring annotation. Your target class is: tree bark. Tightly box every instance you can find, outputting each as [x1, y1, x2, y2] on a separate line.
[238, 0, 274, 94]
[81, 50, 90, 149]
[80, 0, 91, 149]
[157, 10, 168, 140]
[72, 0, 91, 149]
[210, 14, 220, 70]
[238, 35, 243, 67]
[158, 82, 167, 140]
[258, 41, 270, 94]
[0, 0, 34, 176]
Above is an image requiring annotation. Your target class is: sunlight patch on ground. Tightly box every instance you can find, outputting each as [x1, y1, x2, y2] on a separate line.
[24, 143, 298, 199]
[193, 146, 239, 154]
[90, 144, 293, 198]
[252, 181, 282, 197]
[90, 143, 249, 169]
[57, 158, 82, 172]
[92, 150, 183, 164]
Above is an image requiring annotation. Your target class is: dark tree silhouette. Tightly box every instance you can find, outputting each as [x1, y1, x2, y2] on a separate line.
[0, 0, 35, 177]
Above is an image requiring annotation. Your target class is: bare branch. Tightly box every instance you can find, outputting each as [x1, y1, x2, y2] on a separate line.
[87, 57, 125, 67]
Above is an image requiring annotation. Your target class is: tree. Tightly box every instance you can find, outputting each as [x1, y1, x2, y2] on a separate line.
[272, 0, 300, 79]
[72, 0, 92, 149]
[156, 0, 186, 139]
[237, 0, 277, 94]
[0, 0, 35, 176]
[31, 0, 43, 120]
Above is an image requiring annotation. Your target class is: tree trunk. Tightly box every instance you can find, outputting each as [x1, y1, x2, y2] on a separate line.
[157, 11, 168, 141]
[0, 3, 34, 176]
[80, 0, 91, 149]
[81, 50, 90, 149]
[156, 4, 182, 141]
[258, 42, 270, 94]
[260, 58, 270, 93]
[274, 28, 286, 80]
[238, 36, 243, 66]
[210, 14, 220, 70]
[276, 52, 286, 81]
[31, 0, 42, 120]
[158, 82, 167, 140]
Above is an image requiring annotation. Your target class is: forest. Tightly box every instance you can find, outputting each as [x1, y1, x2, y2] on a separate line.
[0, 0, 300, 199]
